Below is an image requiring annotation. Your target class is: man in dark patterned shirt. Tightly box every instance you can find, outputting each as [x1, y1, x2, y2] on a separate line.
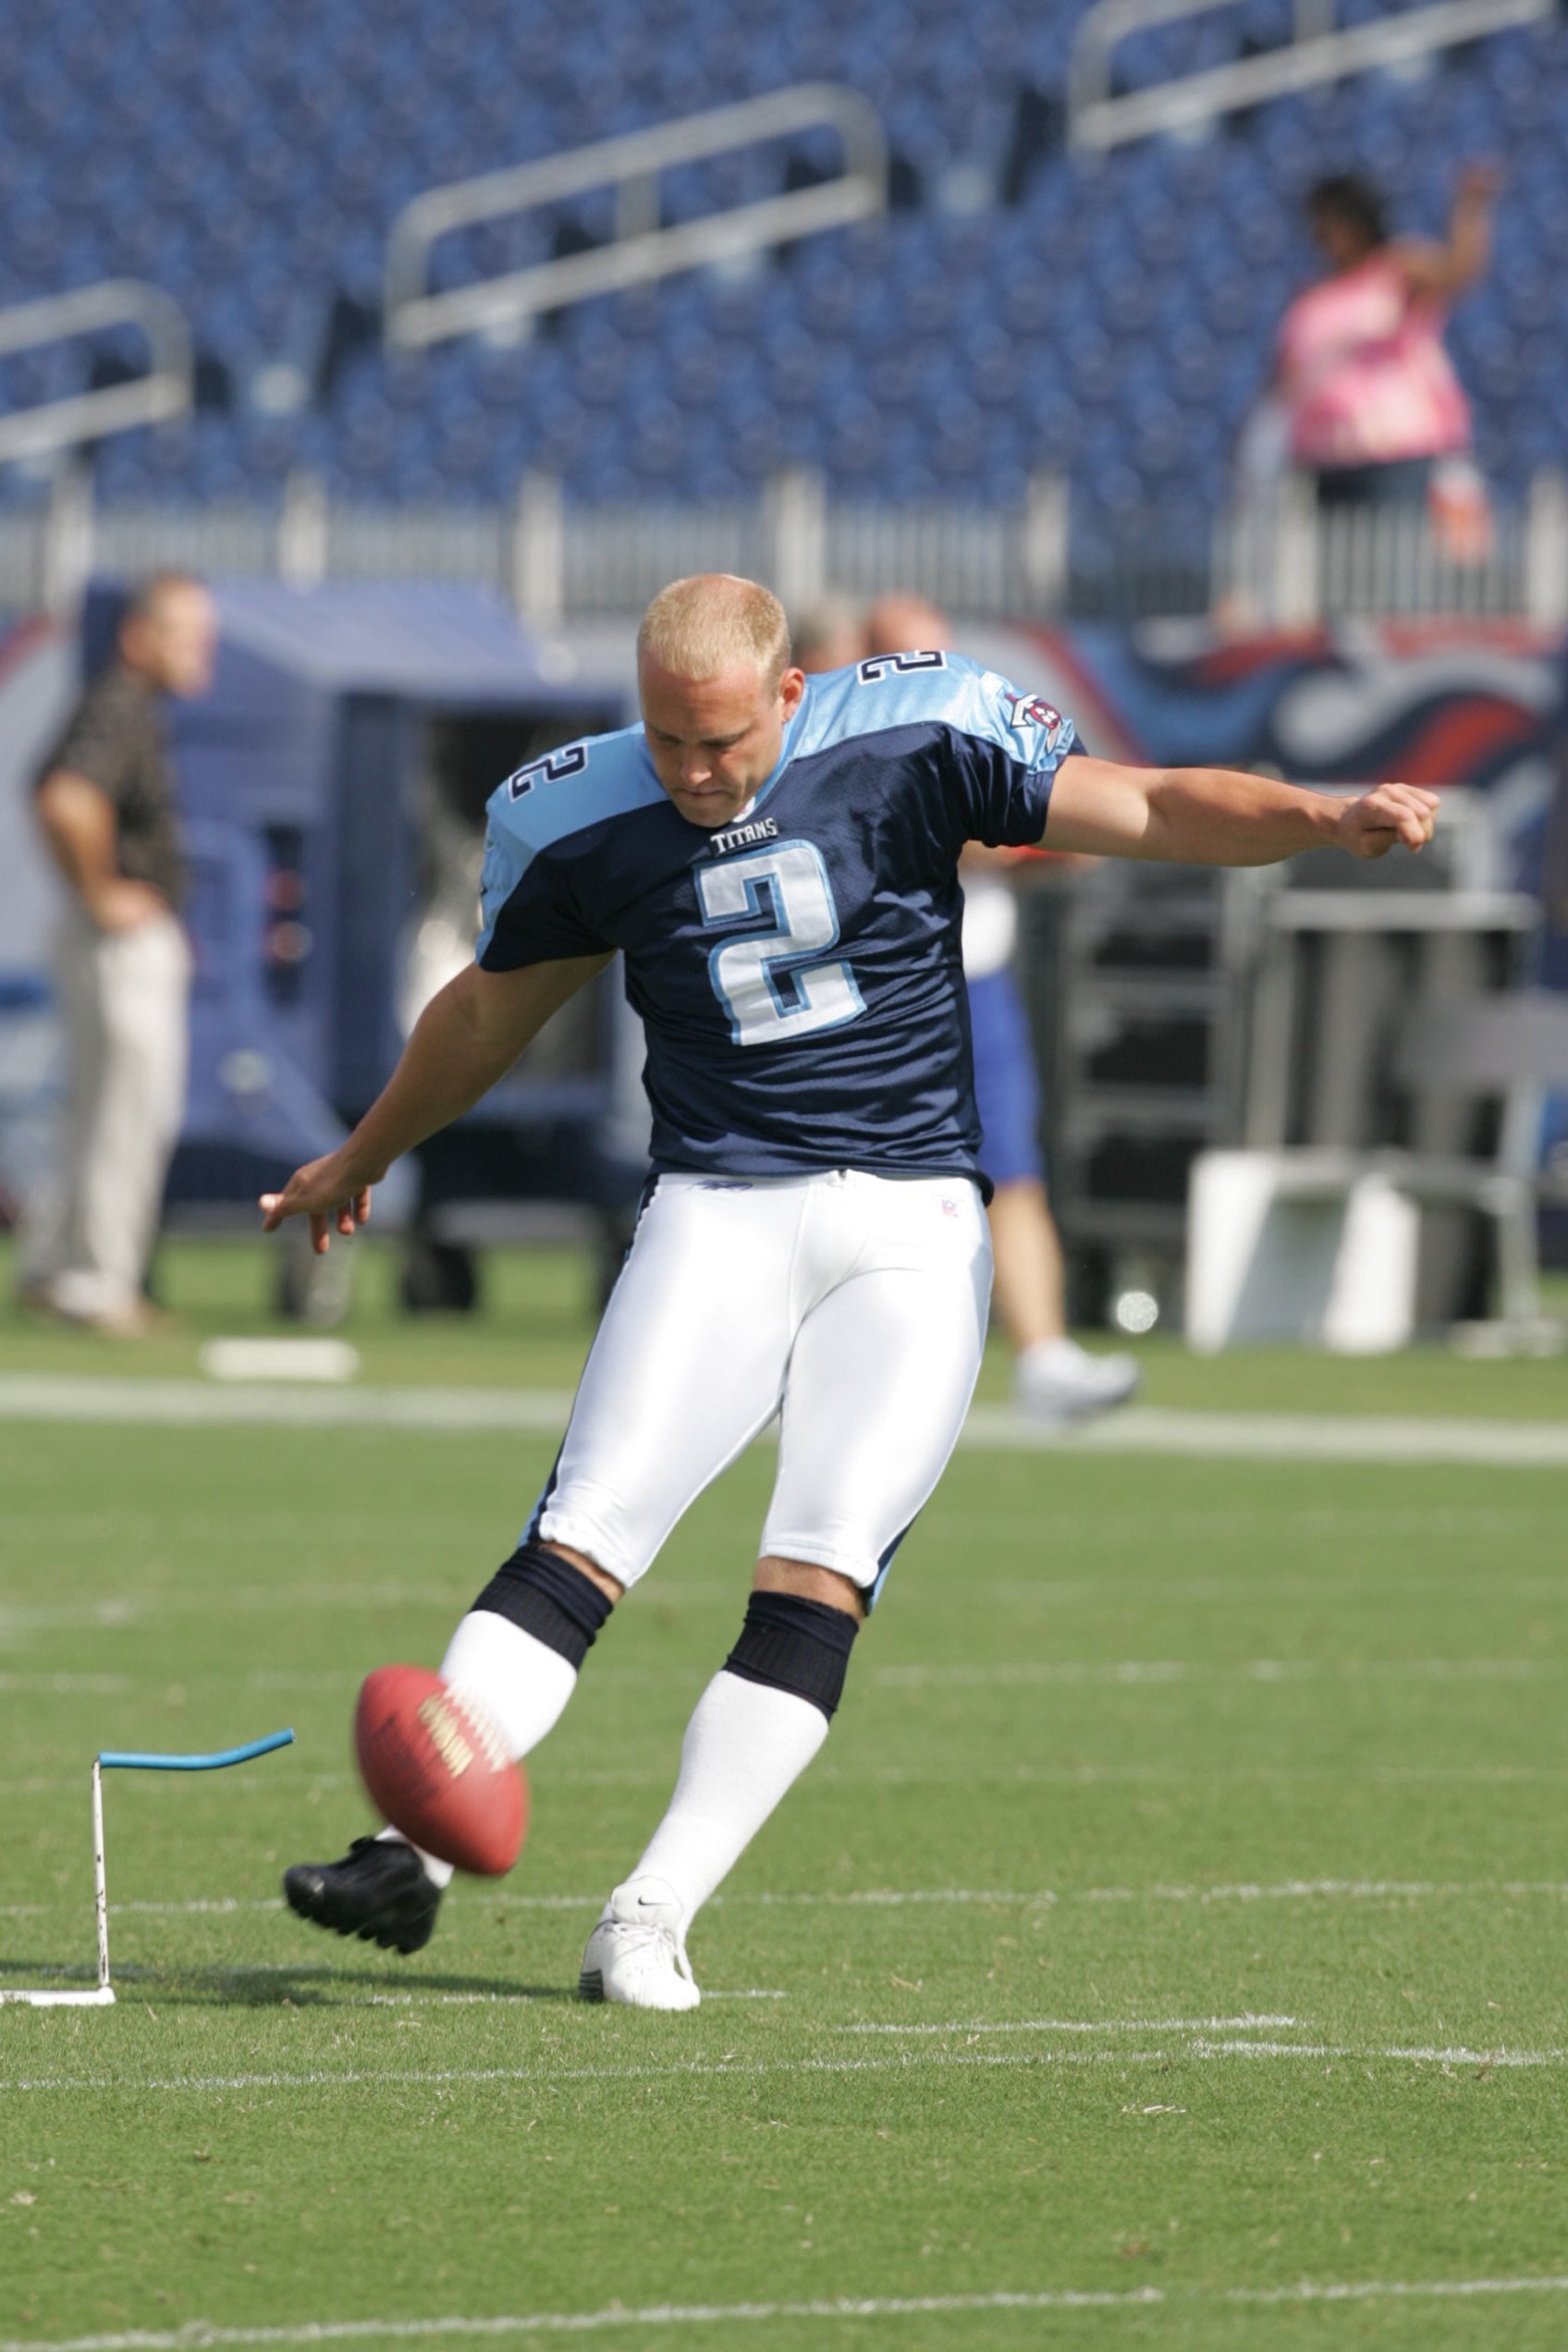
[22, 573, 215, 1334]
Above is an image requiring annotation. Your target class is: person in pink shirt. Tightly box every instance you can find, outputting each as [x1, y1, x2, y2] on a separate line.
[1278, 165, 1498, 510]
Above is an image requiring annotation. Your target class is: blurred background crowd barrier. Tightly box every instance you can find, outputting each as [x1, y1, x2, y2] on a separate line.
[2, 0, 1566, 1345]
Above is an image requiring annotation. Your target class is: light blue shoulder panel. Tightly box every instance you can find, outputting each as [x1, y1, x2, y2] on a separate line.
[792, 651, 1077, 773]
[476, 721, 662, 962]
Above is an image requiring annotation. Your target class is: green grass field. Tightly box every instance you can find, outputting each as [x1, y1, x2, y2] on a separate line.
[3, 1241, 1566, 2352]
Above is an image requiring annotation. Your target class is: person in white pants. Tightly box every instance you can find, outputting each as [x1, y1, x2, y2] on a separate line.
[24, 576, 214, 1335]
[265, 572, 1438, 2008]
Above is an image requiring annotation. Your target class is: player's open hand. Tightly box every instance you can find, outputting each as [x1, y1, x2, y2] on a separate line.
[1335, 782, 1439, 861]
[259, 1152, 376, 1254]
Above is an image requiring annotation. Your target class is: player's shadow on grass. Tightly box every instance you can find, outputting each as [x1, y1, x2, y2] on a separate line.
[1, 1959, 574, 2007]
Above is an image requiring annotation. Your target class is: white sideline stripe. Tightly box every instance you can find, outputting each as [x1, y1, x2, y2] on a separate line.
[58, 1656, 1568, 1689]
[1233, 2276, 1568, 2304]
[7, 2278, 1568, 2350]
[1187, 2041, 1567, 2064]
[4, 1648, 1560, 1689]
[5, 1374, 1568, 1469]
[840, 2015, 1299, 2035]
[823, 1761, 1568, 1786]
[6, 1876, 1568, 1924]
[0, 2295, 1168, 2352]
[9, 1762, 1568, 1801]
[872, 1657, 1564, 1685]
[0, 1376, 577, 1435]
[4, 2042, 1562, 2095]
[963, 1402, 1568, 1467]
[1063, 1875, 1568, 1905]
[354, 1988, 784, 2007]
[10, 1569, 1568, 1636]
[0, 1586, 470, 1634]
[0, 1674, 130, 1694]
[0, 1772, 366, 1801]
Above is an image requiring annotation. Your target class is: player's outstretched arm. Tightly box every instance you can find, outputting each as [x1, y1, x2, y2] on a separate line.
[259, 952, 611, 1253]
[1044, 756, 1439, 867]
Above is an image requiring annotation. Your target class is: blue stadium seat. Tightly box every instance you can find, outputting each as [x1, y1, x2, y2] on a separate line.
[0, 0, 1563, 525]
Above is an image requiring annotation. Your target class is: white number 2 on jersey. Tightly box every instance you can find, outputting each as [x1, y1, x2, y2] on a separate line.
[695, 840, 865, 1047]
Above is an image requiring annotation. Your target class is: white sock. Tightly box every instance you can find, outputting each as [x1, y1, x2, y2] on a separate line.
[626, 1670, 829, 1927]
[378, 1611, 580, 1892]
[438, 1609, 580, 1758]
[375, 1824, 457, 1890]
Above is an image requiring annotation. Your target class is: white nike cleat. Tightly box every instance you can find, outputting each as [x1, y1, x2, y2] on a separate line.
[579, 1876, 702, 2011]
[1013, 1337, 1142, 1426]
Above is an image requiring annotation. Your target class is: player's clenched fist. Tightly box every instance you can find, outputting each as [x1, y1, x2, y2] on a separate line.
[1336, 781, 1439, 859]
[259, 1150, 376, 1254]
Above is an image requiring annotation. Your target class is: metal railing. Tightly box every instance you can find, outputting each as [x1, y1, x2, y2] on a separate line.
[1069, 0, 1554, 150]
[4, 466, 1563, 628]
[1212, 472, 1564, 625]
[0, 280, 193, 467]
[385, 84, 888, 352]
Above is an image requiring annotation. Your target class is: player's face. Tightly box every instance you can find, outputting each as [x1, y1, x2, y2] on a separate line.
[640, 657, 806, 827]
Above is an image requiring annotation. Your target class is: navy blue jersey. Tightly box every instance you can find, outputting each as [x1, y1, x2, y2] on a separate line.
[476, 651, 1079, 1190]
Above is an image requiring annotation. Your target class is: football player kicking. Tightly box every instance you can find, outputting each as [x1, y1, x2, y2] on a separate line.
[263, 572, 1436, 2010]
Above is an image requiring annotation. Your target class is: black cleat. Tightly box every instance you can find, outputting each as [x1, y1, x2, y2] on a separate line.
[283, 1835, 443, 1955]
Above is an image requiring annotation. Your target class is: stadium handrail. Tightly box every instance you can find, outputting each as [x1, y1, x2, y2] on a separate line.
[1069, 0, 1553, 149]
[0, 280, 193, 467]
[384, 83, 888, 351]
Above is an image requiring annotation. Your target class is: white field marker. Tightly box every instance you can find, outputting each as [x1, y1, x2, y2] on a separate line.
[5, 1372, 1568, 1469]
[7, 2040, 1568, 2097]
[198, 1338, 361, 1384]
[6, 2279, 1568, 2351]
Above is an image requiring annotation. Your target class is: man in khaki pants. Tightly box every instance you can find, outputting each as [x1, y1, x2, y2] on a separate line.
[23, 574, 216, 1335]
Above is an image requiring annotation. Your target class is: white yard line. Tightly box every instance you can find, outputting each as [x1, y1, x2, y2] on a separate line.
[839, 2015, 1300, 2035]
[6, 2278, 1568, 2351]
[0, 2294, 1161, 2352]
[0, 1586, 466, 1635]
[0, 1377, 577, 1436]
[1189, 2040, 1549, 2064]
[350, 1988, 785, 2007]
[3, 2042, 1562, 2097]
[11, 1572, 1568, 1630]
[0, 1674, 130, 1695]
[963, 1403, 1568, 1467]
[7, 1642, 1561, 1685]
[815, 1761, 1565, 1786]
[871, 1658, 1563, 1686]
[1233, 2275, 1568, 2304]
[1067, 1874, 1568, 1905]
[16, 1763, 1568, 1800]
[6, 1875, 1567, 1925]
[4, 1375, 1568, 1469]
[0, 1771, 361, 1801]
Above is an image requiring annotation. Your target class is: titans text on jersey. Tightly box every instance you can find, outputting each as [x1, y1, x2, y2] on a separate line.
[476, 652, 1079, 1194]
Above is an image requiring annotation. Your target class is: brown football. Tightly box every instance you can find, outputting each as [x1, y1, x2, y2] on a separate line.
[353, 1664, 527, 1876]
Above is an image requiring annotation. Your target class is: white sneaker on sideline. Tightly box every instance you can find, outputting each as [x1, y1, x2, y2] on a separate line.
[1013, 1337, 1142, 1426]
[579, 1876, 701, 2011]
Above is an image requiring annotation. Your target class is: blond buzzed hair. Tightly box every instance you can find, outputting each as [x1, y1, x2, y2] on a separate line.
[637, 573, 791, 687]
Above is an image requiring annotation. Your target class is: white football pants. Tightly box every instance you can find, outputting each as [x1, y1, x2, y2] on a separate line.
[534, 1170, 992, 1599]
